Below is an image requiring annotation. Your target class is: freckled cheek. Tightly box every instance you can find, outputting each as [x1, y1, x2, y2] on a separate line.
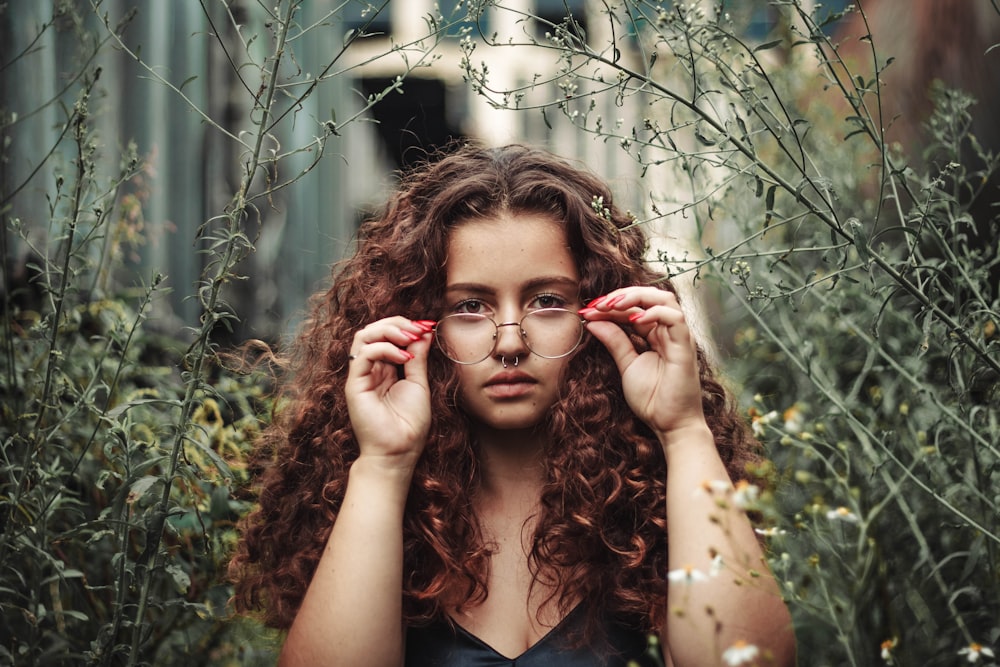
[452, 372, 489, 407]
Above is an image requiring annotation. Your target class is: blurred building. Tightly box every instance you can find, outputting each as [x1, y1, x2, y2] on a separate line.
[4, 0, 865, 341]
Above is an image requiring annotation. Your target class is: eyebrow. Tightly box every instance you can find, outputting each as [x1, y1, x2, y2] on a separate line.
[445, 275, 580, 295]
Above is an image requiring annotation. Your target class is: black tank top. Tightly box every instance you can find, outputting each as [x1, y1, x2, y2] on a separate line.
[404, 604, 663, 666]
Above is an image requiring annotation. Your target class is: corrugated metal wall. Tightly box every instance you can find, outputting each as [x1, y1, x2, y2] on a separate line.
[2, 0, 384, 341]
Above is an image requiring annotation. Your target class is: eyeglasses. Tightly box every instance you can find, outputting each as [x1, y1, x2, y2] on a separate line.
[434, 308, 586, 365]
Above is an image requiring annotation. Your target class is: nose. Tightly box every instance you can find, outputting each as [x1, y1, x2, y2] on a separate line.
[493, 318, 529, 361]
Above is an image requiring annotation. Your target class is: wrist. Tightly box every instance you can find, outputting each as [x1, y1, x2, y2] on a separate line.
[657, 420, 714, 457]
[349, 454, 417, 497]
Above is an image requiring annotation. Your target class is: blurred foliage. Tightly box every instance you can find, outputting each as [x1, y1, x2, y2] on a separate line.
[0, 0, 440, 664]
[0, 80, 282, 664]
[2, 0, 998, 665]
[726, 83, 1000, 667]
[462, 1, 999, 664]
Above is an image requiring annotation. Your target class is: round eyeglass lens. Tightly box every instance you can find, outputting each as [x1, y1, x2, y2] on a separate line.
[435, 308, 585, 364]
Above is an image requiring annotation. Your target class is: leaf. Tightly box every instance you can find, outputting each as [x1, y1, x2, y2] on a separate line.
[60, 610, 90, 622]
[764, 185, 777, 229]
[179, 75, 198, 92]
[848, 217, 871, 266]
[753, 39, 783, 53]
[41, 569, 85, 585]
[185, 432, 233, 477]
[127, 476, 162, 505]
[108, 397, 181, 418]
[165, 563, 190, 594]
[209, 484, 231, 521]
[694, 128, 716, 146]
[86, 529, 116, 545]
[734, 111, 749, 142]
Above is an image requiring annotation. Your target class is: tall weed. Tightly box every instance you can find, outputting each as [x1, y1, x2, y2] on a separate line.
[1, 1, 451, 663]
[462, 1, 999, 663]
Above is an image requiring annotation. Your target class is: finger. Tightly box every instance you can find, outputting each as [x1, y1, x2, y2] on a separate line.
[581, 288, 678, 332]
[584, 319, 640, 375]
[347, 341, 415, 378]
[349, 318, 435, 367]
[583, 289, 695, 361]
[586, 286, 678, 312]
[399, 332, 433, 387]
[352, 317, 434, 351]
[627, 304, 692, 348]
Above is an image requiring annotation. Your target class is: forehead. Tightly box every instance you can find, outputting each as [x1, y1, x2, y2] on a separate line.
[445, 214, 579, 286]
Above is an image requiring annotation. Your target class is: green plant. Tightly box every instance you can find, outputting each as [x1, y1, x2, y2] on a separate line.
[0, 61, 277, 664]
[0, 1, 457, 664]
[460, 1, 999, 664]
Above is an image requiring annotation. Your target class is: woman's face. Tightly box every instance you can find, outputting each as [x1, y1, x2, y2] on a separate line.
[442, 212, 583, 434]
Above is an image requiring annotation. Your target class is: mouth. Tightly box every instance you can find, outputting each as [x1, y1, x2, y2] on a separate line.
[484, 371, 537, 398]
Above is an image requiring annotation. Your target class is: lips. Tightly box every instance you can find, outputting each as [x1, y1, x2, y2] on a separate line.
[484, 371, 537, 398]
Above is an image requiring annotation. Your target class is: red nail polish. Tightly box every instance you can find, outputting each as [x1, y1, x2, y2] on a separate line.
[578, 307, 597, 316]
[402, 350, 415, 361]
[585, 296, 606, 308]
[605, 295, 626, 308]
[403, 331, 421, 342]
[628, 311, 645, 322]
[414, 320, 436, 332]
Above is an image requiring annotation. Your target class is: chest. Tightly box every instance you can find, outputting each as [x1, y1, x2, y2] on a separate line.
[447, 513, 570, 658]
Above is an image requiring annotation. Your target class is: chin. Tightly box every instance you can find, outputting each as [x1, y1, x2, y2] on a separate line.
[470, 410, 548, 434]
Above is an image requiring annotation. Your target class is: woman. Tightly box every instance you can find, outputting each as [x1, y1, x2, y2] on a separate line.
[230, 144, 795, 666]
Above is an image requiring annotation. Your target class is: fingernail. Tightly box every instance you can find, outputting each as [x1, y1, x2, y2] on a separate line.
[414, 319, 436, 329]
[605, 295, 626, 308]
[403, 331, 421, 342]
[628, 310, 645, 322]
[402, 350, 415, 361]
[585, 296, 606, 308]
[578, 307, 597, 316]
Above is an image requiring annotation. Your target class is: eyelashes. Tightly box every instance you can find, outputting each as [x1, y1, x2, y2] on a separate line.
[447, 292, 572, 315]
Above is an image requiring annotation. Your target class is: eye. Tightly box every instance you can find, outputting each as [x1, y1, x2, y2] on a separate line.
[452, 298, 491, 315]
[530, 293, 568, 310]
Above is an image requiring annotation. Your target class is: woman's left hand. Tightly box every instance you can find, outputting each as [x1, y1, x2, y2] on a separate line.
[580, 286, 707, 441]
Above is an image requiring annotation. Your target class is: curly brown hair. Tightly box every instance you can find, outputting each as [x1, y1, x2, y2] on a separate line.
[228, 143, 759, 642]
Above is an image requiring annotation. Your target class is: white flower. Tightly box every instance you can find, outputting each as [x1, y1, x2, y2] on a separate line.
[668, 565, 708, 584]
[755, 527, 787, 537]
[699, 479, 731, 496]
[750, 410, 778, 437]
[958, 642, 995, 663]
[698, 479, 759, 509]
[722, 640, 760, 665]
[783, 405, 805, 433]
[826, 506, 859, 523]
[881, 638, 897, 664]
[709, 554, 724, 577]
[731, 480, 760, 509]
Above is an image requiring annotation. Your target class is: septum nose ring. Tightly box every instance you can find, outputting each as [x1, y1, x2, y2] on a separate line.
[497, 321, 521, 369]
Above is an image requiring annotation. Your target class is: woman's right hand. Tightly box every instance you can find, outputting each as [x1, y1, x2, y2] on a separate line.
[344, 317, 435, 471]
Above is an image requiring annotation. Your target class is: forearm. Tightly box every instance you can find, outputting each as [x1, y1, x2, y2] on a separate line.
[279, 457, 413, 667]
[661, 424, 795, 667]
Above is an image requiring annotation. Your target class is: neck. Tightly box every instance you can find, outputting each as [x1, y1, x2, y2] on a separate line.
[473, 425, 548, 505]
